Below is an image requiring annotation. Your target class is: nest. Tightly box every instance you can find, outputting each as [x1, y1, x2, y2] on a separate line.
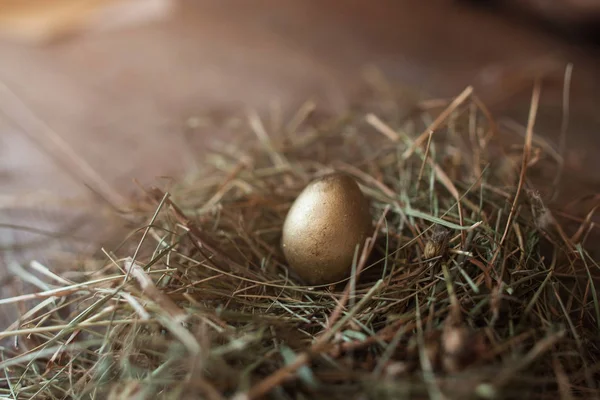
[2, 84, 599, 400]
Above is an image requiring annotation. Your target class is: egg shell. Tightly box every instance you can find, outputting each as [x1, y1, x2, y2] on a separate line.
[281, 172, 372, 285]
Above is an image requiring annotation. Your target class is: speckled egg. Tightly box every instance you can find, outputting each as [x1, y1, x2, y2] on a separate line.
[281, 172, 372, 285]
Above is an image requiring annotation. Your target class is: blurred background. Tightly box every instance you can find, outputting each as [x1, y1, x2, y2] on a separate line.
[1, 0, 600, 265]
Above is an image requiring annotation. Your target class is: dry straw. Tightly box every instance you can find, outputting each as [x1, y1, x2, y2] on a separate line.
[1, 80, 599, 400]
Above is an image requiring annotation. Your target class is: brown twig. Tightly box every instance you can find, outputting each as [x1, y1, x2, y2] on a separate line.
[490, 79, 541, 277]
[402, 85, 473, 160]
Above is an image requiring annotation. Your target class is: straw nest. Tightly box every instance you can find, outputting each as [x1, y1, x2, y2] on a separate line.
[2, 83, 599, 400]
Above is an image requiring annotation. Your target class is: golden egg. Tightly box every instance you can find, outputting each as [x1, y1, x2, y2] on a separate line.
[281, 172, 372, 285]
